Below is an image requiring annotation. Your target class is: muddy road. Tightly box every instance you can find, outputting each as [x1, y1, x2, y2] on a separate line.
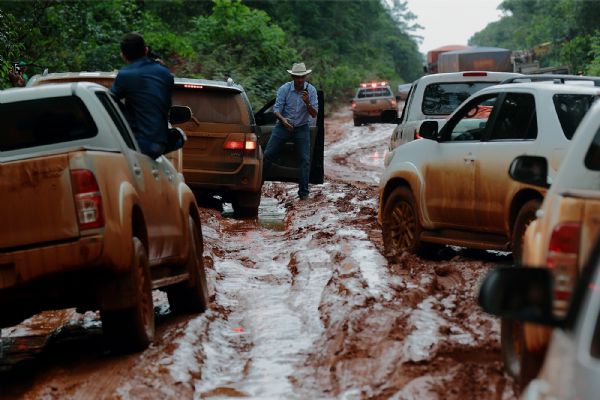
[0, 110, 518, 399]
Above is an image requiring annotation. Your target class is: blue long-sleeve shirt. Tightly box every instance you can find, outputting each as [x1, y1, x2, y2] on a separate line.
[111, 57, 174, 145]
[273, 81, 318, 128]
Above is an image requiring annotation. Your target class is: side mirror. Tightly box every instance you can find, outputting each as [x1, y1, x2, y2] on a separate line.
[169, 105, 192, 124]
[509, 155, 550, 188]
[419, 120, 439, 140]
[478, 267, 560, 326]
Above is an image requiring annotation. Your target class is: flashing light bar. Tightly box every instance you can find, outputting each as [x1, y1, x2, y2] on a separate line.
[360, 81, 388, 88]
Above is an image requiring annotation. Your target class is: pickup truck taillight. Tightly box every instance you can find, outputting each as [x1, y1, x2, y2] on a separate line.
[224, 133, 258, 156]
[351, 101, 356, 109]
[71, 169, 105, 230]
[547, 222, 581, 307]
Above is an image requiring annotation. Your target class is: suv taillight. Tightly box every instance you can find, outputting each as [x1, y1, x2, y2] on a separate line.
[224, 133, 258, 156]
[547, 222, 581, 307]
[351, 101, 356, 109]
[71, 169, 104, 230]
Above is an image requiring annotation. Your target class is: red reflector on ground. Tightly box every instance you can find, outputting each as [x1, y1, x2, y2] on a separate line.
[462, 72, 488, 77]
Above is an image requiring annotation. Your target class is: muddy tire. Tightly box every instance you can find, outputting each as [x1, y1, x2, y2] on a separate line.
[101, 237, 155, 352]
[353, 117, 361, 127]
[232, 190, 261, 218]
[501, 318, 545, 386]
[382, 186, 423, 260]
[512, 199, 541, 264]
[167, 217, 209, 314]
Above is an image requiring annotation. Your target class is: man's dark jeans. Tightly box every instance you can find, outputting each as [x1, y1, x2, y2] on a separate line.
[263, 123, 310, 197]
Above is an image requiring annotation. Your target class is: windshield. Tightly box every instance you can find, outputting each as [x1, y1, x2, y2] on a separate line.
[0, 96, 97, 152]
[422, 82, 497, 115]
[357, 87, 392, 98]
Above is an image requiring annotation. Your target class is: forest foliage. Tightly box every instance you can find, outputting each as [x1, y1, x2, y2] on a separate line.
[0, 0, 423, 110]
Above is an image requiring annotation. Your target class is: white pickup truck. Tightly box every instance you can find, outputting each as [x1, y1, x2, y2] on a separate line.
[388, 71, 521, 150]
[0, 82, 208, 352]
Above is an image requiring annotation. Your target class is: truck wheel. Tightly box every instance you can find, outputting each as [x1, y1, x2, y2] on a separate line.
[512, 199, 541, 264]
[353, 117, 361, 127]
[232, 190, 261, 218]
[101, 237, 155, 352]
[501, 318, 546, 386]
[382, 187, 423, 261]
[167, 216, 209, 313]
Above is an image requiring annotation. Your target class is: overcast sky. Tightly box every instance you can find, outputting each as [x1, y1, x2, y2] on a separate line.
[404, 0, 504, 54]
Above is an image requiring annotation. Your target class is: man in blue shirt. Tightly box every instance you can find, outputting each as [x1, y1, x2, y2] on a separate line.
[112, 32, 174, 159]
[264, 62, 318, 200]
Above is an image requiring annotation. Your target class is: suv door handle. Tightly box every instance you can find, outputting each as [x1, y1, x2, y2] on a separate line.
[133, 165, 142, 175]
[152, 169, 160, 178]
[464, 153, 476, 162]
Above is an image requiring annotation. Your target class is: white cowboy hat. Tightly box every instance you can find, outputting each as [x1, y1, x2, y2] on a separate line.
[287, 62, 312, 76]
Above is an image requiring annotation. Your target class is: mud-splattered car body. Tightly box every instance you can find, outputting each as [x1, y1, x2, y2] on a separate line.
[379, 82, 600, 259]
[478, 237, 600, 400]
[0, 82, 208, 351]
[500, 96, 600, 385]
[28, 72, 326, 217]
[351, 82, 397, 126]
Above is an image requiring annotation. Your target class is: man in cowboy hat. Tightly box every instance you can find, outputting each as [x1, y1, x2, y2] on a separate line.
[263, 62, 318, 200]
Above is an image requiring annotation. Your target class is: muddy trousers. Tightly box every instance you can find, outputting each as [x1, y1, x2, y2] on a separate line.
[263, 123, 310, 198]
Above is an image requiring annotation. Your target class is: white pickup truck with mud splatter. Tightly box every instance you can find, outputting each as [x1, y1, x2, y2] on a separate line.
[0, 82, 208, 352]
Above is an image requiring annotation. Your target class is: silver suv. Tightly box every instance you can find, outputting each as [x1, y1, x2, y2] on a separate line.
[379, 81, 600, 261]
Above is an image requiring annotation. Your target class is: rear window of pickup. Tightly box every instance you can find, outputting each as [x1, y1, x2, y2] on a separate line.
[0, 95, 97, 151]
[357, 87, 392, 98]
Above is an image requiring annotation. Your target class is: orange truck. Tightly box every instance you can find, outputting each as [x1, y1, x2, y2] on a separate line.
[427, 46, 513, 74]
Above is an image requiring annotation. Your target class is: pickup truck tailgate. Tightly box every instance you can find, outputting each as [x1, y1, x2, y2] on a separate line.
[0, 154, 79, 249]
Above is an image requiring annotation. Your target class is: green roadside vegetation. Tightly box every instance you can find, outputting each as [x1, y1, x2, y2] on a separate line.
[469, 0, 600, 76]
[0, 0, 423, 112]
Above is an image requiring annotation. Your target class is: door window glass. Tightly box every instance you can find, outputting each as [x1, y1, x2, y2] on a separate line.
[553, 94, 597, 140]
[584, 125, 600, 171]
[489, 93, 537, 141]
[446, 94, 498, 142]
[96, 92, 136, 150]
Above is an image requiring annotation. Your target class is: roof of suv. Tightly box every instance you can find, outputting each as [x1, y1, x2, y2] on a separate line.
[416, 71, 522, 85]
[473, 81, 600, 97]
[28, 71, 245, 93]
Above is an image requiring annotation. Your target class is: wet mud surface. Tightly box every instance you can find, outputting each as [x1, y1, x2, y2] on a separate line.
[0, 110, 518, 399]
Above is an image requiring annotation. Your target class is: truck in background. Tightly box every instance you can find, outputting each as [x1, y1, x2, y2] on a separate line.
[437, 47, 513, 73]
[426, 44, 570, 75]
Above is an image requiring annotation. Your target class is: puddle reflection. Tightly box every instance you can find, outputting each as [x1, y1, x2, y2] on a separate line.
[221, 197, 286, 230]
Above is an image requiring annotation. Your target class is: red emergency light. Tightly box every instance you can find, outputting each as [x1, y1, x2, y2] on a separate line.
[360, 81, 388, 88]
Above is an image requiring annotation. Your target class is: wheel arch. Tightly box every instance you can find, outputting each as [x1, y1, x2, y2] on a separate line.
[509, 189, 544, 234]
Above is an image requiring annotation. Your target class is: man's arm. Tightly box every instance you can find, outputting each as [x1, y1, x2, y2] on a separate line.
[273, 84, 294, 131]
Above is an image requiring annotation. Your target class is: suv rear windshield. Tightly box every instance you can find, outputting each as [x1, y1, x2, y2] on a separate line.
[173, 87, 250, 125]
[553, 94, 597, 139]
[0, 96, 97, 152]
[423, 82, 497, 115]
[357, 87, 392, 98]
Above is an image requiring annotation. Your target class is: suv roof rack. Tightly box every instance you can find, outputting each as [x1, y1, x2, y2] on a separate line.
[500, 74, 600, 86]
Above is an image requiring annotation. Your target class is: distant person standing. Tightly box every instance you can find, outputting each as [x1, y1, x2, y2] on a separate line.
[111, 32, 175, 159]
[263, 62, 318, 200]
